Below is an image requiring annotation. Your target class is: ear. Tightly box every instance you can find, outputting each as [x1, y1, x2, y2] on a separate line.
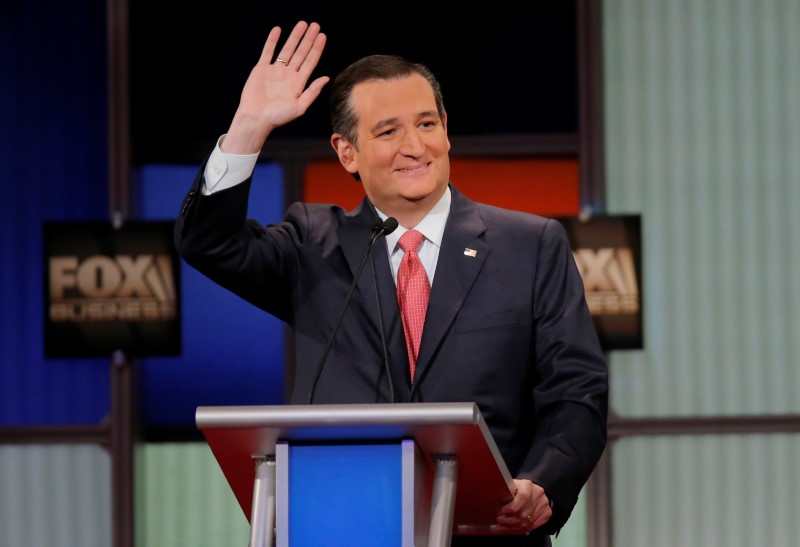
[330, 134, 359, 176]
[442, 112, 451, 152]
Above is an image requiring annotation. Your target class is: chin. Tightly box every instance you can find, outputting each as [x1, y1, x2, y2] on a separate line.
[403, 178, 443, 196]
[401, 188, 436, 203]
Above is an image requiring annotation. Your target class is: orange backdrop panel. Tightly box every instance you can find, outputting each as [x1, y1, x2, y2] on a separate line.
[303, 157, 580, 217]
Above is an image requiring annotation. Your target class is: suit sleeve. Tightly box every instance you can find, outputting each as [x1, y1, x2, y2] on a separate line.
[518, 218, 609, 534]
[173, 162, 303, 322]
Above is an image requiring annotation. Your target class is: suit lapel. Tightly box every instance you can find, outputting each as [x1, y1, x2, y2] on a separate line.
[337, 199, 377, 296]
[412, 187, 488, 392]
[338, 199, 409, 398]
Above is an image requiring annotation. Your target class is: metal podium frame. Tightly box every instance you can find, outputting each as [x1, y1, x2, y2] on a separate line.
[196, 402, 516, 547]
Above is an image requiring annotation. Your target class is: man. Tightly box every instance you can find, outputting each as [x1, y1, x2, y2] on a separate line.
[176, 21, 608, 546]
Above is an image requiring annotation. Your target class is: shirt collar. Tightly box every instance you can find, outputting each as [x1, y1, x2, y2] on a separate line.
[376, 186, 452, 253]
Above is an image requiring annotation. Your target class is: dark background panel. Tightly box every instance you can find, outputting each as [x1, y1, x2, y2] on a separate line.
[129, 2, 578, 162]
[1, 0, 111, 425]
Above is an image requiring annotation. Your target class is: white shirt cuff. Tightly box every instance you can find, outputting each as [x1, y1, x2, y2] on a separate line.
[202, 135, 260, 195]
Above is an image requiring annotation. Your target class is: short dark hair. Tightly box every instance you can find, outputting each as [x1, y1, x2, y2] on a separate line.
[329, 54, 446, 148]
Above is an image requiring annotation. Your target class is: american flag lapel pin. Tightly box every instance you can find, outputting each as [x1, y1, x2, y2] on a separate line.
[464, 248, 478, 257]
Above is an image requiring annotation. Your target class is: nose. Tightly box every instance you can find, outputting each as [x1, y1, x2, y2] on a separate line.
[399, 128, 425, 157]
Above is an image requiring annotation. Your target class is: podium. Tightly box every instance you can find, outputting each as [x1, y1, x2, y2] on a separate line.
[196, 402, 516, 547]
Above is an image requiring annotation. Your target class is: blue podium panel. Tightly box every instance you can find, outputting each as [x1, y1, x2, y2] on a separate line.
[287, 444, 402, 547]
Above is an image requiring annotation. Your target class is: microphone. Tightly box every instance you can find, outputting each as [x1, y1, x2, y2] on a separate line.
[377, 217, 399, 238]
[307, 217, 398, 404]
[370, 218, 398, 403]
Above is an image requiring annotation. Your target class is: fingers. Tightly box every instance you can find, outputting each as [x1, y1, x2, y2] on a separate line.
[257, 21, 317, 62]
[295, 26, 327, 78]
[258, 26, 283, 64]
[258, 21, 326, 76]
[275, 20, 309, 64]
[274, 21, 313, 68]
[495, 479, 552, 533]
[296, 75, 331, 112]
[496, 507, 549, 533]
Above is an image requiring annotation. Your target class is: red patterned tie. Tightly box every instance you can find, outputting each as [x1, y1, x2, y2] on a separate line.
[397, 230, 430, 381]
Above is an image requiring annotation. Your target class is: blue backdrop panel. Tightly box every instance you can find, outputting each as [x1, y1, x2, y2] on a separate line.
[135, 164, 286, 426]
[0, 0, 111, 425]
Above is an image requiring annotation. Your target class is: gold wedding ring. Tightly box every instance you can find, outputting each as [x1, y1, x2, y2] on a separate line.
[275, 58, 288, 65]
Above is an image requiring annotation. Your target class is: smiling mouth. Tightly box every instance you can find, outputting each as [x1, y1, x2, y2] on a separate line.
[396, 162, 430, 173]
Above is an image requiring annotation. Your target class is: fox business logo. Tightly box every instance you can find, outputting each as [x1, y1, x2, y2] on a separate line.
[48, 254, 177, 322]
[573, 247, 639, 315]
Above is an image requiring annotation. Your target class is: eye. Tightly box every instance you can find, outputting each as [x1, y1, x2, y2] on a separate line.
[419, 119, 438, 129]
[378, 128, 397, 137]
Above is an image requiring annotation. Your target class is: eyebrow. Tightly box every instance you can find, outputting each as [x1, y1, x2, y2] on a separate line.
[369, 110, 439, 134]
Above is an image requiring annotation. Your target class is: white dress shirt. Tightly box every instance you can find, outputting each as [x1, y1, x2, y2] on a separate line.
[376, 189, 450, 286]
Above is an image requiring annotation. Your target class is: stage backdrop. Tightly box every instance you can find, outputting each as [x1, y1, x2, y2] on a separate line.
[135, 164, 286, 429]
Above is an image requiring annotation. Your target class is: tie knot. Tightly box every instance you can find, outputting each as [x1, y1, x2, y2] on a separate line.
[398, 230, 425, 253]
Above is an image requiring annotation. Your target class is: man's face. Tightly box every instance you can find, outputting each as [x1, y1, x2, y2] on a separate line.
[333, 74, 451, 215]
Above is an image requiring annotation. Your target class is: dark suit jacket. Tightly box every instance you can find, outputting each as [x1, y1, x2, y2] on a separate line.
[176, 167, 608, 545]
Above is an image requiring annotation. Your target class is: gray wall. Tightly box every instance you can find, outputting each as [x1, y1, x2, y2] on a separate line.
[604, 0, 800, 545]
